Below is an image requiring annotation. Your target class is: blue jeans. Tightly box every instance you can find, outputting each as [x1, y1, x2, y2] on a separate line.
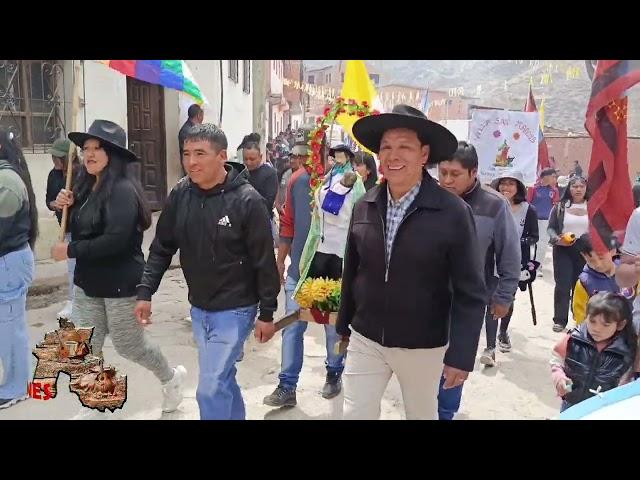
[278, 275, 345, 390]
[0, 245, 35, 400]
[437, 372, 464, 420]
[191, 304, 257, 420]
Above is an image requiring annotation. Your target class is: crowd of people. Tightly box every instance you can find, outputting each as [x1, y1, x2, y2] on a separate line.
[1, 100, 639, 419]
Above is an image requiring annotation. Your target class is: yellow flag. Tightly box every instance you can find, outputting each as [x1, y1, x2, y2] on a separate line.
[336, 60, 379, 153]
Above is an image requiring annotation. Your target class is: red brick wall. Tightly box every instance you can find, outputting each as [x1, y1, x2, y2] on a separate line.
[545, 136, 640, 181]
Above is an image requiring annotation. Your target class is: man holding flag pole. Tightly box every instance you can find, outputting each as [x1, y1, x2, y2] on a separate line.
[263, 61, 381, 410]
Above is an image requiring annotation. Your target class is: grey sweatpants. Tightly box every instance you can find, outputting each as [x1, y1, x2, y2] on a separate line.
[72, 287, 173, 383]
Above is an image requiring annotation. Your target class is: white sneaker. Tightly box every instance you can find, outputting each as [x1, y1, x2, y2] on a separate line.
[57, 301, 73, 320]
[479, 348, 496, 367]
[162, 365, 186, 413]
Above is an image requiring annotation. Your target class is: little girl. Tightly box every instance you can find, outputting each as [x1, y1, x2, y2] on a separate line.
[550, 291, 638, 412]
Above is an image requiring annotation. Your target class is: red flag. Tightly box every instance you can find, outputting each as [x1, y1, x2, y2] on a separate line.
[585, 60, 640, 253]
[524, 85, 552, 176]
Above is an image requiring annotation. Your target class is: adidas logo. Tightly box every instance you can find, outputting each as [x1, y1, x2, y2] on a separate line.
[217, 215, 232, 227]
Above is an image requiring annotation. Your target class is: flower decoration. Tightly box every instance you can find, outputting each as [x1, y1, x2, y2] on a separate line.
[305, 98, 380, 205]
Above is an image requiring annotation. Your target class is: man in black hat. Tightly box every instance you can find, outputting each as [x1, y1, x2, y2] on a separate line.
[263, 128, 348, 407]
[336, 105, 487, 420]
[329, 144, 355, 162]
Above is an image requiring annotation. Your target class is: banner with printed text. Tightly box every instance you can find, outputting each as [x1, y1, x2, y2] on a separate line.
[470, 109, 539, 185]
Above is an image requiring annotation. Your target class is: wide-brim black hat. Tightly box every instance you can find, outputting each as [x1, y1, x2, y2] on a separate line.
[68, 119, 138, 162]
[352, 104, 458, 164]
[329, 144, 355, 158]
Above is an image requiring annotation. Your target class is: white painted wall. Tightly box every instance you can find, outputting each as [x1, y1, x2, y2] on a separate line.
[270, 61, 285, 140]
[264, 100, 270, 142]
[180, 60, 253, 163]
[83, 60, 128, 132]
[220, 61, 253, 155]
[270, 60, 283, 95]
[164, 89, 181, 190]
[290, 113, 303, 130]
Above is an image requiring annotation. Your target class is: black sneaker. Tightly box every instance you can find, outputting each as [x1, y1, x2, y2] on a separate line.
[552, 323, 565, 333]
[322, 372, 342, 399]
[263, 386, 297, 407]
[498, 332, 512, 353]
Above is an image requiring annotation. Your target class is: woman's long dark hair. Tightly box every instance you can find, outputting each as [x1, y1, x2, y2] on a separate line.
[494, 177, 527, 204]
[561, 175, 589, 206]
[74, 142, 151, 231]
[352, 151, 379, 191]
[0, 128, 39, 247]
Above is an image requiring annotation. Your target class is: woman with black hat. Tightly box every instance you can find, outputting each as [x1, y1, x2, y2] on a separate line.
[0, 127, 38, 409]
[51, 120, 186, 413]
[491, 170, 539, 353]
[291, 143, 366, 398]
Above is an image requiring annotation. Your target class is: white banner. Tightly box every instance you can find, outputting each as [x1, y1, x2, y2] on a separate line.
[438, 119, 470, 142]
[470, 109, 539, 185]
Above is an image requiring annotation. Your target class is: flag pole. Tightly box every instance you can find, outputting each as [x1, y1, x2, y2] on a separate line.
[59, 60, 82, 242]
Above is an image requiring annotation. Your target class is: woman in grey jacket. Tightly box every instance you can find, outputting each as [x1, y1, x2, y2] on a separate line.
[491, 171, 539, 352]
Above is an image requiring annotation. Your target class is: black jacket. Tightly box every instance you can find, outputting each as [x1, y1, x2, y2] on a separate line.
[336, 173, 487, 372]
[137, 163, 280, 320]
[178, 119, 195, 158]
[563, 322, 633, 405]
[67, 178, 146, 298]
[461, 181, 521, 306]
[248, 164, 279, 218]
[46, 168, 65, 225]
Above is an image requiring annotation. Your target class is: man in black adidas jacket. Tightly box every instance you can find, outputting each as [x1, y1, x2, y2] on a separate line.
[134, 123, 280, 420]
